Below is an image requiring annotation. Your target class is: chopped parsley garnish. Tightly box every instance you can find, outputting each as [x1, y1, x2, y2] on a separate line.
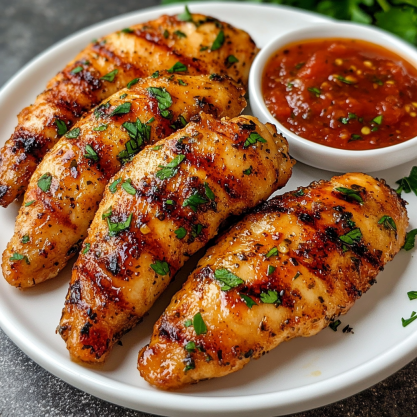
[402, 311, 417, 327]
[211, 30, 225, 51]
[193, 312, 207, 335]
[178, 5, 192, 22]
[293, 271, 301, 280]
[107, 213, 132, 236]
[226, 55, 239, 68]
[152, 145, 163, 151]
[155, 154, 185, 180]
[408, 291, 417, 300]
[350, 134, 362, 141]
[110, 102, 131, 116]
[152, 71, 159, 78]
[55, 119, 67, 136]
[200, 46, 209, 51]
[166, 199, 174, 205]
[184, 319, 193, 328]
[151, 260, 170, 276]
[214, 268, 244, 291]
[121, 28, 134, 33]
[185, 341, 196, 352]
[243, 166, 252, 175]
[339, 228, 362, 245]
[340, 113, 357, 124]
[25, 200, 35, 207]
[82, 243, 91, 254]
[9, 253, 30, 265]
[94, 102, 110, 119]
[287, 82, 294, 90]
[294, 189, 305, 197]
[38, 173, 52, 192]
[191, 224, 203, 238]
[102, 206, 112, 219]
[84, 144, 99, 161]
[307, 87, 321, 97]
[267, 265, 276, 276]
[329, 320, 341, 331]
[147, 87, 173, 119]
[396, 166, 417, 195]
[118, 118, 151, 163]
[378, 215, 397, 231]
[243, 132, 267, 148]
[167, 62, 187, 73]
[204, 182, 215, 201]
[122, 179, 136, 195]
[65, 127, 80, 139]
[295, 62, 305, 70]
[335, 75, 355, 84]
[100, 69, 118, 82]
[403, 229, 417, 251]
[147, 117, 155, 124]
[372, 115, 383, 125]
[127, 78, 140, 89]
[184, 361, 195, 373]
[240, 293, 257, 309]
[335, 187, 364, 204]
[163, 29, 169, 38]
[182, 192, 207, 212]
[175, 227, 187, 239]
[174, 30, 187, 38]
[109, 178, 121, 193]
[265, 247, 279, 258]
[71, 66, 83, 74]
[260, 290, 281, 305]
[21, 235, 30, 244]
[93, 124, 107, 131]
[120, 93, 127, 99]
[178, 79, 188, 86]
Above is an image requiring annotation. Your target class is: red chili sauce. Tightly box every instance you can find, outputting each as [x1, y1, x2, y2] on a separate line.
[262, 38, 417, 150]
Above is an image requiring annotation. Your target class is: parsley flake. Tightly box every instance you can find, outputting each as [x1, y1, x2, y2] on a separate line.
[340, 113, 357, 124]
[163, 29, 169, 38]
[378, 215, 397, 231]
[109, 178, 121, 193]
[55, 119, 67, 136]
[308, 87, 321, 97]
[100, 69, 118, 82]
[9, 253, 30, 264]
[21, 235, 30, 244]
[226, 55, 239, 68]
[243, 166, 252, 175]
[191, 224, 203, 238]
[373, 115, 383, 125]
[185, 341, 196, 352]
[178, 5, 192, 22]
[156, 154, 185, 180]
[240, 293, 257, 309]
[147, 87, 173, 119]
[122, 179, 136, 195]
[193, 312, 207, 335]
[340, 228, 362, 245]
[408, 291, 417, 300]
[267, 265, 276, 276]
[178, 79, 188, 86]
[110, 102, 131, 116]
[211, 30, 225, 51]
[260, 290, 281, 305]
[84, 144, 99, 161]
[396, 166, 417, 195]
[204, 182, 215, 201]
[265, 247, 278, 258]
[93, 124, 107, 132]
[82, 243, 91, 254]
[167, 62, 187, 73]
[184, 319, 193, 327]
[151, 260, 170, 276]
[65, 127, 80, 139]
[403, 229, 417, 251]
[25, 200, 35, 207]
[106, 213, 132, 236]
[102, 206, 112, 219]
[121, 28, 134, 34]
[127, 78, 140, 89]
[214, 268, 244, 291]
[183, 192, 207, 212]
[335, 187, 364, 204]
[335, 75, 355, 84]
[402, 311, 417, 327]
[243, 132, 267, 148]
[175, 227, 187, 239]
[174, 30, 187, 38]
[38, 173, 52, 192]
[71, 66, 83, 74]
[329, 320, 341, 331]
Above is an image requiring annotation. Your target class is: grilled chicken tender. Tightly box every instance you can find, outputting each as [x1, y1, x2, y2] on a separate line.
[138, 173, 408, 390]
[2, 74, 246, 288]
[58, 113, 294, 363]
[0, 11, 258, 207]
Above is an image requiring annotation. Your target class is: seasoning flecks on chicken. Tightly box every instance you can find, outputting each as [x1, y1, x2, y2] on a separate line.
[0, 10, 258, 207]
[2, 74, 247, 288]
[58, 113, 294, 363]
[138, 173, 408, 390]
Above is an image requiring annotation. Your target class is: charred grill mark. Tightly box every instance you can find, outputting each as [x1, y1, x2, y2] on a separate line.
[66, 279, 82, 305]
[0, 185, 9, 199]
[66, 239, 84, 257]
[11, 130, 52, 161]
[158, 315, 181, 342]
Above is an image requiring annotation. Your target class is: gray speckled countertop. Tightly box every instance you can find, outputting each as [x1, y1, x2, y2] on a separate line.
[1, 1, 417, 416]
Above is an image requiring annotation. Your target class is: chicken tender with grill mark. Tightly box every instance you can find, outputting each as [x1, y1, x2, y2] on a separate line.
[0, 11, 258, 206]
[138, 173, 408, 390]
[2, 74, 246, 288]
[58, 113, 294, 364]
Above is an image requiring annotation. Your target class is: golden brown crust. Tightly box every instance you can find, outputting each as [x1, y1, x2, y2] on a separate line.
[138, 173, 408, 390]
[2, 74, 246, 288]
[58, 113, 294, 364]
[0, 13, 258, 206]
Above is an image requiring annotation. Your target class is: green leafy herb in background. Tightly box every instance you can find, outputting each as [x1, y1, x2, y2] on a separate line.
[163, 1, 417, 45]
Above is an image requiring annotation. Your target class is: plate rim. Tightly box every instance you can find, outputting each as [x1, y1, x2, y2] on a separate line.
[0, 2, 416, 416]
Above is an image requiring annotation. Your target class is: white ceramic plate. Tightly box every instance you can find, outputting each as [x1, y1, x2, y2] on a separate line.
[0, 3, 416, 417]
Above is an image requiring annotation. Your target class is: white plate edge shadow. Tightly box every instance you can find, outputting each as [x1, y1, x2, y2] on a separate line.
[0, 2, 417, 417]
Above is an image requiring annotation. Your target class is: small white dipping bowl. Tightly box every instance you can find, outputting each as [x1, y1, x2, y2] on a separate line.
[249, 23, 417, 172]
